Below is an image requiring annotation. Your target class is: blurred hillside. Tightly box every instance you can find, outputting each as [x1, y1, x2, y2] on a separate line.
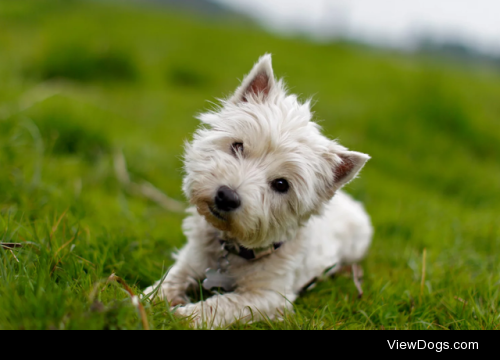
[212, 0, 500, 59]
[120, 0, 500, 67]
[139, 0, 230, 14]
[0, 0, 499, 330]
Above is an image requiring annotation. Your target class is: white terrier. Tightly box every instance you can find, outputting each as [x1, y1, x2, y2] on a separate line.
[144, 54, 373, 328]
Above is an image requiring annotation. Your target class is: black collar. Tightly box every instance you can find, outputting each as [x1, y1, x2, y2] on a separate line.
[219, 239, 283, 261]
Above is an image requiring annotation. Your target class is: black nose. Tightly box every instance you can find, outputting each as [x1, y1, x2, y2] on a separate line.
[215, 186, 241, 212]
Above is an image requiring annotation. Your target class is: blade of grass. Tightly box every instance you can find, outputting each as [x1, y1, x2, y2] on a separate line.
[107, 274, 150, 330]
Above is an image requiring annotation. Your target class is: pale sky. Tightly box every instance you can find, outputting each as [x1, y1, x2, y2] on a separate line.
[213, 0, 500, 55]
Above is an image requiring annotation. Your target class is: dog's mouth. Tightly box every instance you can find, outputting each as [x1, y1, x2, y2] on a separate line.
[209, 205, 227, 221]
[195, 201, 231, 231]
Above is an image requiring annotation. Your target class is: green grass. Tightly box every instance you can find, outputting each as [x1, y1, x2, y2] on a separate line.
[1, 0, 499, 330]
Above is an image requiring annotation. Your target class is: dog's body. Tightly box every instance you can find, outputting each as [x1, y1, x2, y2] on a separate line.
[144, 55, 372, 327]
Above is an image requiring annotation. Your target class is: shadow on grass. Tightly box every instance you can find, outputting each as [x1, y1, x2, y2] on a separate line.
[31, 44, 137, 83]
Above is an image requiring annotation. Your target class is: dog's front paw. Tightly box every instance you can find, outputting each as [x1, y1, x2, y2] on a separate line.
[174, 304, 203, 328]
[142, 283, 188, 307]
[175, 302, 231, 329]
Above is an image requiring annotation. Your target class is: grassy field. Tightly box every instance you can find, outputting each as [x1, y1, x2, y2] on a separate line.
[1, 0, 499, 330]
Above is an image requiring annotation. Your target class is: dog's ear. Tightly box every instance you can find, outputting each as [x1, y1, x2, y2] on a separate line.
[230, 54, 275, 104]
[328, 150, 370, 193]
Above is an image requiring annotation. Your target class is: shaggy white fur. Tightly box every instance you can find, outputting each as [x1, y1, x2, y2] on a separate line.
[144, 54, 373, 328]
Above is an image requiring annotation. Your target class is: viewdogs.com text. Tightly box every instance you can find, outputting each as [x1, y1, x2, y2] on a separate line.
[388, 340, 478, 352]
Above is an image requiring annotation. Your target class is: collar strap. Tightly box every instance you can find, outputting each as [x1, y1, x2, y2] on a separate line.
[219, 240, 282, 261]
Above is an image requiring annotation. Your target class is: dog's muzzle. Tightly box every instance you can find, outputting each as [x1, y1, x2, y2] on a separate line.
[215, 186, 241, 212]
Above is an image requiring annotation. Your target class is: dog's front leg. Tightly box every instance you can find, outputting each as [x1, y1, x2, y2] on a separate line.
[143, 241, 210, 306]
[176, 289, 296, 328]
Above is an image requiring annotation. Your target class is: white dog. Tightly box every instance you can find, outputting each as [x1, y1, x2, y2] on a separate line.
[144, 54, 373, 328]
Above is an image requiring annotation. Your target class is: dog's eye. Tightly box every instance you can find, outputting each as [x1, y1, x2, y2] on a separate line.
[271, 179, 289, 193]
[231, 142, 244, 155]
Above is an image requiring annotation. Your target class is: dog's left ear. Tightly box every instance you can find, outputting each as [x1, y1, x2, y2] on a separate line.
[329, 150, 370, 193]
[230, 54, 275, 104]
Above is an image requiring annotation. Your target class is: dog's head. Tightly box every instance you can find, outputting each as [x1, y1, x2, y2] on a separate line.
[183, 55, 370, 248]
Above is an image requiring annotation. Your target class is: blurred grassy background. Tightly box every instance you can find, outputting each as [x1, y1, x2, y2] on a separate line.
[0, 0, 499, 329]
